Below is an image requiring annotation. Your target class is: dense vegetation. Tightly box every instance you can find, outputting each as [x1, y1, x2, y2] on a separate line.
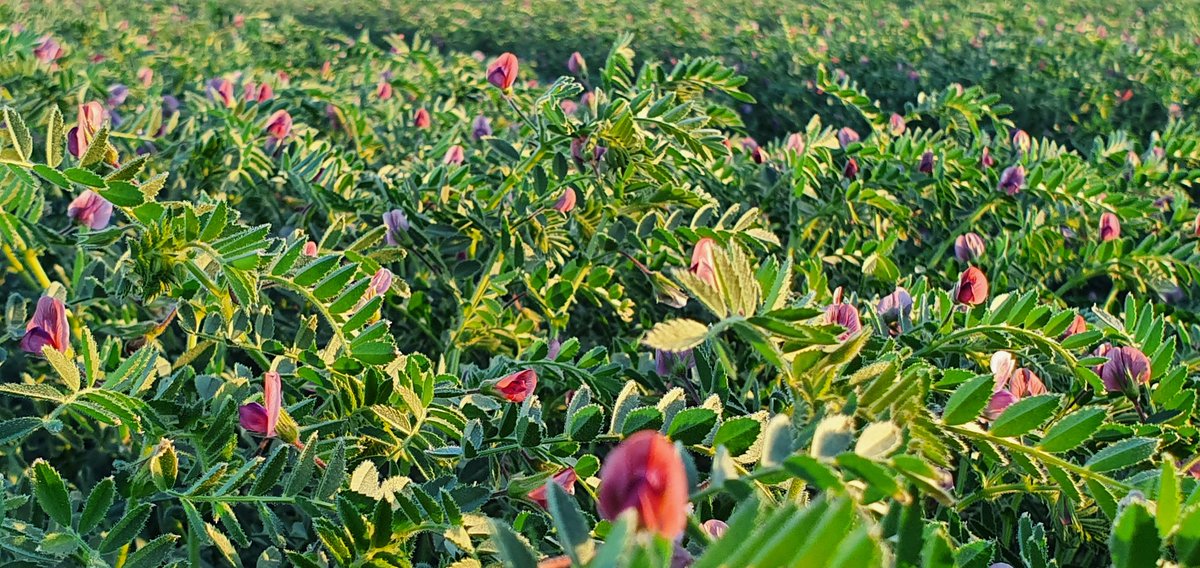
[1, 1, 1200, 566]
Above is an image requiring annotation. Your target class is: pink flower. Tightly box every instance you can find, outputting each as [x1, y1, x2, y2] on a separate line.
[487, 53, 519, 91]
[494, 369, 537, 403]
[67, 102, 107, 159]
[567, 51, 586, 74]
[954, 232, 986, 263]
[1010, 368, 1047, 398]
[980, 147, 995, 168]
[888, 113, 906, 135]
[689, 238, 718, 289]
[208, 78, 236, 108]
[137, 67, 154, 87]
[985, 390, 1018, 420]
[383, 209, 409, 245]
[598, 430, 688, 539]
[414, 108, 431, 129]
[376, 80, 393, 101]
[240, 371, 281, 437]
[990, 351, 1016, 390]
[954, 267, 989, 306]
[67, 190, 114, 230]
[785, 133, 805, 154]
[255, 83, 273, 103]
[1011, 129, 1031, 152]
[825, 290, 861, 340]
[19, 297, 69, 355]
[559, 100, 578, 115]
[837, 127, 859, 149]
[527, 469, 577, 509]
[302, 241, 318, 257]
[369, 268, 393, 297]
[1062, 314, 1087, 338]
[443, 145, 465, 165]
[265, 110, 293, 141]
[554, 188, 577, 213]
[877, 287, 913, 323]
[998, 165, 1025, 195]
[33, 36, 64, 65]
[1099, 346, 1151, 394]
[1099, 212, 1121, 242]
[702, 519, 729, 539]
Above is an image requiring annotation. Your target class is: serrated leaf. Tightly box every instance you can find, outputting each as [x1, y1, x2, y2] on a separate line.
[941, 375, 993, 426]
[31, 460, 72, 526]
[1039, 406, 1106, 453]
[990, 395, 1060, 437]
[643, 318, 709, 352]
[1086, 437, 1157, 472]
[99, 503, 153, 553]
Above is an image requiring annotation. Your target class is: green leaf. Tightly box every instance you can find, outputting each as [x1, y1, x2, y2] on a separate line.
[149, 439, 179, 491]
[490, 520, 538, 568]
[568, 404, 604, 442]
[0, 417, 43, 443]
[31, 460, 72, 526]
[316, 440, 346, 500]
[79, 477, 115, 534]
[1157, 459, 1180, 539]
[284, 433, 320, 496]
[32, 164, 70, 188]
[99, 503, 153, 553]
[3, 107, 32, 161]
[1175, 505, 1200, 566]
[123, 535, 179, 568]
[1110, 500, 1160, 568]
[547, 481, 593, 564]
[1086, 437, 1157, 472]
[666, 407, 718, 445]
[713, 416, 762, 457]
[45, 105, 64, 167]
[1039, 406, 1106, 453]
[38, 532, 79, 557]
[990, 394, 1060, 437]
[620, 407, 663, 437]
[643, 318, 709, 352]
[941, 374, 993, 426]
[79, 123, 111, 167]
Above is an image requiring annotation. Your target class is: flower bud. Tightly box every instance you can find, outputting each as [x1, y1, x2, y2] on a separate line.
[954, 267, 989, 306]
[889, 113, 906, 135]
[598, 430, 688, 539]
[492, 369, 537, 403]
[954, 232, 986, 263]
[19, 296, 70, 355]
[1099, 346, 1151, 395]
[998, 165, 1025, 195]
[567, 51, 586, 75]
[487, 52, 519, 91]
[785, 133, 805, 154]
[1062, 314, 1087, 338]
[985, 389, 1018, 420]
[553, 188, 577, 214]
[383, 209, 410, 245]
[414, 108, 431, 129]
[918, 151, 934, 174]
[377, 80, 393, 100]
[1011, 129, 1031, 152]
[843, 158, 859, 180]
[654, 349, 695, 377]
[689, 238, 718, 289]
[68, 190, 114, 231]
[980, 147, 995, 168]
[137, 67, 154, 87]
[265, 109, 292, 141]
[837, 127, 859, 149]
[527, 468, 577, 509]
[472, 115, 493, 140]
[443, 144, 465, 165]
[876, 287, 913, 322]
[1098, 212, 1120, 242]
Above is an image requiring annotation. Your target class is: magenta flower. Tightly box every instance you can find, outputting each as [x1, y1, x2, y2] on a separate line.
[984, 390, 1018, 420]
[472, 115, 492, 140]
[837, 127, 860, 149]
[265, 110, 292, 141]
[998, 165, 1025, 195]
[414, 108, 431, 129]
[1099, 346, 1151, 394]
[67, 190, 114, 230]
[785, 133, 805, 154]
[826, 301, 862, 340]
[19, 296, 70, 355]
[843, 158, 859, 180]
[239, 371, 281, 437]
[567, 51, 586, 74]
[1099, 212, 1121, 242]
[980, 147, 995, 168]
[207, 78, 236, 108]
[954, 232, 986, 263]
[383, 209, 409, 245]
[954, 267, 989, 306]
[443, 145, 465, 165]
[554, 188, 577, 214]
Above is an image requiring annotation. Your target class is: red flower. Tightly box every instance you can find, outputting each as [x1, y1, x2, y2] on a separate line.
[265, 110, 292, 141]
[843, 158, 859, 180]
[598, 430, 689, 539]
[526, 468, 577, 508]
[19, 296, 69, 355]
[414, 108, 431, 129]
[494, 369, 537, 403]
[689, 238, 718, 289]
[487, 53, 519, 91]
[954, 267, 989, 306]
[1010, 368, 1047, 398]
[554, 188, 577, 214]
[377, 80, 393, 100]
[1099, 212, 1121, 242]
[1062, 314, 1087, 338]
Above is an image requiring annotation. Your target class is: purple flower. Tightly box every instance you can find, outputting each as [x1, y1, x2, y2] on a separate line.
[239, 371, 281, 437]
[954, 232, 986, 263]
[876, 287, 912, 322]
[998, 165, 1025, 195]
[472, 115, 492, 140]
[654, 349, 695, 377]
[19, 296, 69, 355]
[33, 36, 63, 65]
[837, 127, 860, 149]
[107, 84, 129, 108]
[383, 209, 409, 245]
[68, 190, 114, 230]
[918, 151, 934, 174]
[1099, 346, 1151, 395]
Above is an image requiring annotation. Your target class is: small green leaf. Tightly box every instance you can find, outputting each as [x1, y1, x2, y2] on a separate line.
[99, 503, 153, 553]
[1110, 500, 1160, 568]
[547, 481, 593, 564]
[941, 375, 993, 426]
[1086, 438, 1157, 472]
[1039, 406, 1106, 453]
[79, 477, 116, 534]
[643, 318, 710, 352]
[760, 414, 794, 466]
[31, 460, 72, 526]
[990, 394, 1060, 437]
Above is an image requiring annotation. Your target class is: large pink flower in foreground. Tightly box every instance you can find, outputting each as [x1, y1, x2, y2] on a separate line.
[598, 430, 689, 539]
